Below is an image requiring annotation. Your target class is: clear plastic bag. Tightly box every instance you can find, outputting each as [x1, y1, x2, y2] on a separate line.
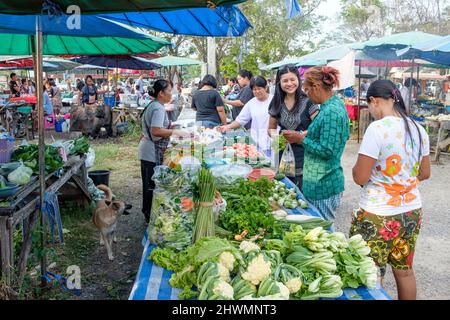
[85, 148, 96, 168]
[279, 143, 296, 177]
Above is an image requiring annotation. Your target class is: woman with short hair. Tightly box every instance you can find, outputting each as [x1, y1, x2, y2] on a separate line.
[192, 74, 227, 128]
[219, 76, 273, 152]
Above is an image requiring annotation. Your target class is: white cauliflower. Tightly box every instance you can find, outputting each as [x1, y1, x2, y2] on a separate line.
[241, 254, 272, 286]
[219, 251, 236, 271]
[240, 282, 290, 300]
[212, 280, 234, 300]
[218, 263, 231, 282]
[239, 241, 260, 254]
[285, 278, 302, 294]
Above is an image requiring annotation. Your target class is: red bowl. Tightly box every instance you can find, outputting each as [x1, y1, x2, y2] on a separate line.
[248, 168, 276, 182]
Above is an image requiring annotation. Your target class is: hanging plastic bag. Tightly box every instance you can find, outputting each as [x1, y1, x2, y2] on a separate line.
[85, 148, 96, 168]
[279, 143, 296, 177]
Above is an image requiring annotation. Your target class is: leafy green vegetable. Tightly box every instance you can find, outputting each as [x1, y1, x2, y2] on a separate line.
[70, 136, 90, 155]
[11, 144, 63, 174]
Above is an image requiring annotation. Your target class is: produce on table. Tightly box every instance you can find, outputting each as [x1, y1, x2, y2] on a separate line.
[193, 168, 217, 242]
[68, 136, 90, 155]
[11, 144, 64, 174]
[198, 276, 234, 300]
[148, 167, 196, 251]
[148, 192, 195, 251]
[218, 177, 276, 238]
[274, 263, 303, 294]
[269, 180, 309, 210]
[7, 163, 33, 185]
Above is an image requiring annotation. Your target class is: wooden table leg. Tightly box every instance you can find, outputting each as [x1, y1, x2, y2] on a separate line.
[0, 216, 12, 284]
[434, 125, 443, 164]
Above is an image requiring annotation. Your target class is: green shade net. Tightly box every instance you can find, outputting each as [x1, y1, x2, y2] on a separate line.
[0, 1, 247, 14]
[0, 33, 170, 55]
[150, 55, 204, 66]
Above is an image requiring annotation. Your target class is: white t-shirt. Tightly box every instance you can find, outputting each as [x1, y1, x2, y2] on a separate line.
[358, 116, 430, 216]
[236, 95, 273, 151]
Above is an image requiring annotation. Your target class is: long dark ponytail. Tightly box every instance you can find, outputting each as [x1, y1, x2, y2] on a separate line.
[268, 65, 308, 117]
[367, 79, 423, 160]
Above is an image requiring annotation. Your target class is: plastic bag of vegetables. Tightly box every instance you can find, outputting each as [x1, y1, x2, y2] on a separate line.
[148, 191, 195, 251]
[7, 163, 33, 185]
[278, 143, 295, 177]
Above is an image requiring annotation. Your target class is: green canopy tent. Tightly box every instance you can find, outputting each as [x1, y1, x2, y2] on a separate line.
[0, 33, 170, 55]
[150, 55, 204, 81]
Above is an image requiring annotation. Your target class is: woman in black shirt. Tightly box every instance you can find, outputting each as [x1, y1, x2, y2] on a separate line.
[268, 65, 319, 190]
[192, 75, 227, 128]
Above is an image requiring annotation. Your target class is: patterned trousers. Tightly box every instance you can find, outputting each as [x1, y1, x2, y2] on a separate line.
[308, 193, 343, 231]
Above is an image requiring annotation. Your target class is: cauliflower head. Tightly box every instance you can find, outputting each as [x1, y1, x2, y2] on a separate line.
[212, 280, 234, 300]
[241, 254, 271, 286]
[285, 278, 302, 294]
[239, 241, 260, 254]
[219, 251, 236, 272]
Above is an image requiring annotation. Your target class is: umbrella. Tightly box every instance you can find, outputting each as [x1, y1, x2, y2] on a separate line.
[150, 55, 203, 67]
[0, 1, 247, 14]
[0, 56, 80, 71]
[397, 35, 450, 67]
[354, 67, 376, 79]
[71, 55, 161, 70]
[359, 31, 442, 60]
[101, 5, 251, 37]
[261, 58, 303, 71]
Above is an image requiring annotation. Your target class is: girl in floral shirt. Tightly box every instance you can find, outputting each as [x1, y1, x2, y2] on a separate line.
[351, 80, 430, 300]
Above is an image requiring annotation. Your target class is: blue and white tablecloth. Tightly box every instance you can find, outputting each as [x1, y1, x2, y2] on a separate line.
[129, 179, 392, 301]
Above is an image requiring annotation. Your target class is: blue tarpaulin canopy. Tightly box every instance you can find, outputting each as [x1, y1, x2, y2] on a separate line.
[358, 31, 443, 61]
[71, 55, 161, 70]
[397, 35, 450, 67]
[101, 5, 251, 37]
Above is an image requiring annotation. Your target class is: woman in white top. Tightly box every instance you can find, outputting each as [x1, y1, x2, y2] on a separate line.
[219, 76, 273, 152]
[352, 80, 430, 300]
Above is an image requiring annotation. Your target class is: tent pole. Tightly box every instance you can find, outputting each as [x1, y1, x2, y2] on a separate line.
[416, 63, 420, 100]
[357, 60, 362, 143]
[384, 60, 388, 79]
[408, 58, 415, 114]
[35, 15, 47, 287]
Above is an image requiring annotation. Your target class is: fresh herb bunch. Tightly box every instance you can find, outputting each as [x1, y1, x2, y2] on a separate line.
[218, 178, 276, 237]
[193, 168, 216, 242]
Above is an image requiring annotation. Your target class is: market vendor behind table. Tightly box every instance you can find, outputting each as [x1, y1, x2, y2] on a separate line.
[219, 76, 273, 152]
[268, 65, 319, 190]
[292, 66, 350, 225]
[192, 74, 227, 128]
[138, 79, 189, 224]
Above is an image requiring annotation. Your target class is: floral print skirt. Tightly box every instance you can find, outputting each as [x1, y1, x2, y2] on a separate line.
[349, 208, 422, 277]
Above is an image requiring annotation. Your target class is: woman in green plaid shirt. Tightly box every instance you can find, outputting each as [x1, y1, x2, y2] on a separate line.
[283, 66, 349, 225]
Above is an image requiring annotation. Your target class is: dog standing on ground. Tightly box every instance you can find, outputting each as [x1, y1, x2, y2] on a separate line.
[93, 184, 131, 261]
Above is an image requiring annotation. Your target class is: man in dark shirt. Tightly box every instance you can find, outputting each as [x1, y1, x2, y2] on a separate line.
[223, 69, 254, 128]
[9, 73, 20, 97]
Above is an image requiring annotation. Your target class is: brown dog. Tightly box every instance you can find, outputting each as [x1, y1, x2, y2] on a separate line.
[93, 184, 131, 261]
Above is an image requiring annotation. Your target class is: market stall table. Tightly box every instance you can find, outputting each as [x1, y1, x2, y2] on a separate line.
[129, 178, 392, 301]
[0, 155, 90, 282]
[424, 119, 450, 163]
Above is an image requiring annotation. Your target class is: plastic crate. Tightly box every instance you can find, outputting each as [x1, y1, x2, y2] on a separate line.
[0, 138, 15, 164]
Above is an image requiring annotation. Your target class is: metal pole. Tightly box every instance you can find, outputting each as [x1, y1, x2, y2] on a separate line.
[408, 58, 415, 114]
[35, 15, 47, 287]
[357, 60, 362, 143]
[416, 63, 420, 100]
[384, 60, 389, 79]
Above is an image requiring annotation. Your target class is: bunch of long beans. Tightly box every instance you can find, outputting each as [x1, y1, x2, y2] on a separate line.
[193, 168, 216, 243]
